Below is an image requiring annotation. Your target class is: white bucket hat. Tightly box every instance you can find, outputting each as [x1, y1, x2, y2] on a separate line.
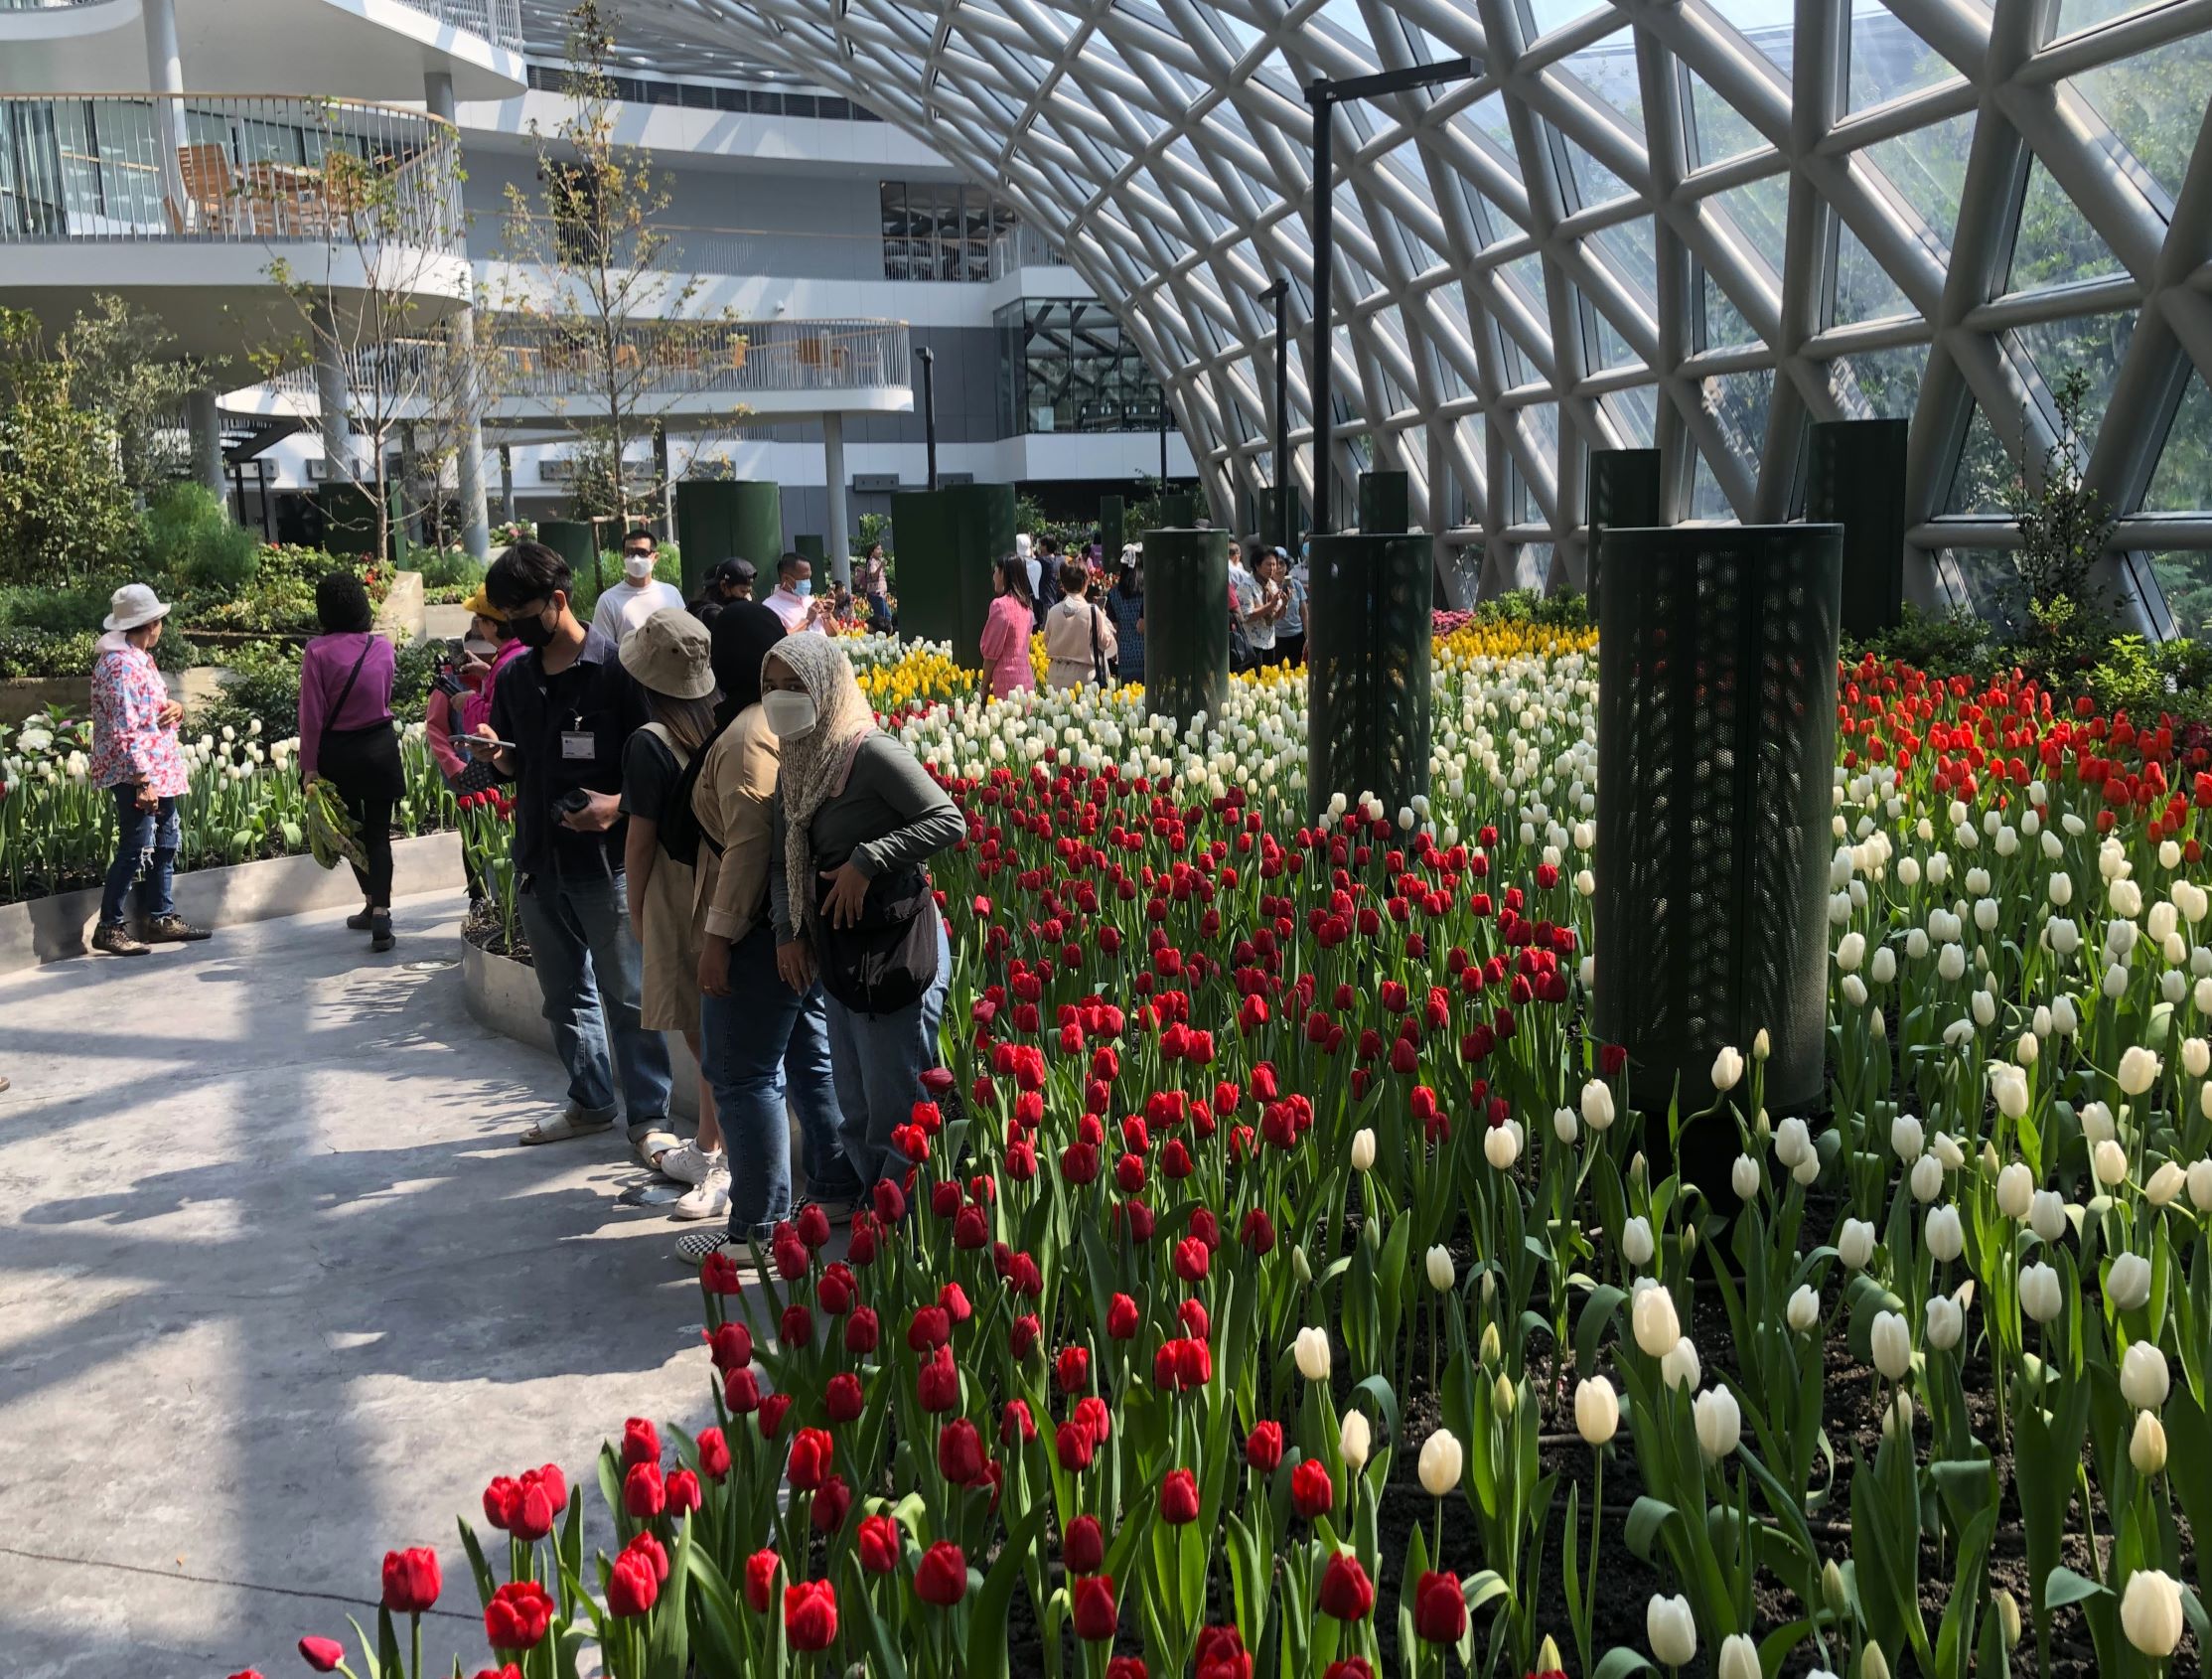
[103, 582, 171, 633]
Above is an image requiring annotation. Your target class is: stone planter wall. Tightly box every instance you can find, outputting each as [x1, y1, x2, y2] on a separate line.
[0, 830, 461, 976]
[2, 666, 234, 727]
[461, 939, 703, 1120]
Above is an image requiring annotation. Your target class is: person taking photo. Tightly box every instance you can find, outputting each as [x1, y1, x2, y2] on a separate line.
[589, 528, 685, 648]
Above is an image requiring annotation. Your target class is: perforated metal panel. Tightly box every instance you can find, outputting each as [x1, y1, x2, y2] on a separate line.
[1143, 526, 1229, 732]
[1306, 533, 1432, 824]
[1805, 420, 1907, 639]
[1593, 525, 1843, 1111]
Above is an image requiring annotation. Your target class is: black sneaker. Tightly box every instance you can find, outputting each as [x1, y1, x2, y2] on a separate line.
[346, 906, 376, 931]
[369, 914, 395, 954]
[91, 922, 150, 957]
[142, 914, 211, 943]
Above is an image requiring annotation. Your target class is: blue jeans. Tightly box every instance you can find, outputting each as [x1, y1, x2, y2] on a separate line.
[100, 784, 178, 926]
[515, 869, 672, 1137]
[702, 925, 858, 1239]
[823, 918, 952, 1186]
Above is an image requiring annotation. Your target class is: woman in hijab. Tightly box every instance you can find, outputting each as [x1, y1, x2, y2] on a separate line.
[760, 634, 960, 1191]
[675, 603, 865, 1265]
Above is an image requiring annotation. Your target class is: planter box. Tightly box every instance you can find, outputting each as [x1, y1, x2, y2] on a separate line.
[1, 665, 235, 727]
[462, 939, 702, 1120]
[377, 570, 427, 643]
[0, 830, 461, 976]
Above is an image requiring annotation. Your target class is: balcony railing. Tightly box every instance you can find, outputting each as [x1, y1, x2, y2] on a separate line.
[264, 317, 914, 409]
[401, 0, 523, 54]
[0, 94, 461, 249]
[495, 216, 1065, 285]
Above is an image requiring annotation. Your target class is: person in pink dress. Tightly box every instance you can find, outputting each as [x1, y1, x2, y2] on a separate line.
[88, 583, 206, 956]
[978, 556, 1038, 699]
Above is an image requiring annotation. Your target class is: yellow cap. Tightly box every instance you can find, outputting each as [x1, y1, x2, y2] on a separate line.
[462, 586, 505, 623]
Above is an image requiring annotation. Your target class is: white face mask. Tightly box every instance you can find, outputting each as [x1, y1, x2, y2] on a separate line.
[624, 552, 656, 581]
[762, 689, 819, 740]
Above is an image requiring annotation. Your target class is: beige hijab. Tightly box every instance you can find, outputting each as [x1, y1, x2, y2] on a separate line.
[767, 634, 876, 932]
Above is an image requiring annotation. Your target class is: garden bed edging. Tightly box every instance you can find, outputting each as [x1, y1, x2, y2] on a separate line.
[461, 938, 702, 1120]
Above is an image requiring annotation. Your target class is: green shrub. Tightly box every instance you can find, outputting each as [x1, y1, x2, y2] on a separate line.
[1849, 605, 1994, 674]
[194, 639, 303, 742]
[144, 483, 259, 593]
[408, 544, 487, 590]
[0, 625, 207, 680]
[391, 635, 445, 722]
[0, 582, 119, 635]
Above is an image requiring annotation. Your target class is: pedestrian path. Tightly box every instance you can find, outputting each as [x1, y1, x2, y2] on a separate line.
[0, 894, 713, 1678]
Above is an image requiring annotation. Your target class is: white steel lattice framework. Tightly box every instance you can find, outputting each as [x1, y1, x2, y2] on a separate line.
[560, 0, 2212, 626]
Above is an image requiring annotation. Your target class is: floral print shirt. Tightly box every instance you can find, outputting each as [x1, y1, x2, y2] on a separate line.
[90, 643, 188, 796]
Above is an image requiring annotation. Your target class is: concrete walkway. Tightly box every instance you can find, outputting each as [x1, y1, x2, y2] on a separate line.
[0, 894, 717, 1678]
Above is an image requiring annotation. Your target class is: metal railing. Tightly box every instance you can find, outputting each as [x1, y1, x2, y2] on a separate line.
[0, 93, 461, 249]
[264, 316, 914, 408]
[495, 215, 1065, 284]
[400, 0, 523, 54]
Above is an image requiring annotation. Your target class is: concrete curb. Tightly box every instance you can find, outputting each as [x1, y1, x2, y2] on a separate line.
[461, 937, 703, 1119]
[0, 830, 462, 975]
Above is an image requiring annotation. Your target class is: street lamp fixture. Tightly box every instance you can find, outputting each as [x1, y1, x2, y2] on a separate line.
[914, 345, 938, 492]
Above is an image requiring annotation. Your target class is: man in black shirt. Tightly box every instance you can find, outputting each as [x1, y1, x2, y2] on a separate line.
[475, 541, 675, 1160]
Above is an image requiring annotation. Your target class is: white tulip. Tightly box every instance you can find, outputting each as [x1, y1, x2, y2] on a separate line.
[1836, 930, 1865, 972]
[2146, 1160, 2187, 1206]
[1693, 1384, 1742, 1461]
[2081, 1101, 2116, 1144]
[2020, 1261, 2064, 1322]
[1996, 1161, 2034, 1219]
[2028, 1188, 2068, 1244]
[1710, 1046, 1743, 1093]
[2108, 1251, 2152, 1311]
[1484, 1123, 1520, 1170]
[1925, 1294, 1963, 1350]
[1350, 1129, 1376, 1172]
[2050, 871, 2075, 907]
[1991, 1064, 2029, 1120]
[1293, 1326, 1332, 1382]
[1620, 1215, 1655, 1268]
[2122, 1340, 2170, 1410]
[1581, 1079, 1615, 1132]
[1870, 1309, 1913, 1381]
[1646, 1593, 1697, 1668]
[1910, 1153, 1944, 1202]
[2094, 1139, 2131, 1187]
[1416, 1427, 1463, 1496]
[2121, 1569, 2184, 1658]
[2132, 1408, 2168, 1474]
[1774, 1116, 1811, 1167]
[2119, 1045, 2162, 1097]
[1925, 1204, 1964, 1263]
[1890, 1114, 1924, 1161]
[1870, 946, 1897, 984]
[1660, 1335, 1702, 1391]
[1425, 1245, 1455, 1293]
[1338, 1409, 1371, 1472]
[1839, 1218, 1876, 1270]
[1553, 1106, 1578, 1145]
[1574, 1376, 1620, 1445]
[1730, 1154, 1760, 1201]
[1787, 1284, 1821, 1331]
[1632, 1282, 1682, 1357]
[2191, 1159, 2212, 1211]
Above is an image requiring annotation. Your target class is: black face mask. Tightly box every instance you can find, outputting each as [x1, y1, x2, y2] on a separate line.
[511, 607, 556, 649]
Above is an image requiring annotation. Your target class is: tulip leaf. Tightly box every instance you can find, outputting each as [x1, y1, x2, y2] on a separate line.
[1623, 1495, 1678, 1564]
[2041, 1565, 2108, 1610]
[455, 1517, 498, 1609]
[681, 1546, 748, 1678]
[968, 1498, 1051, 1679]
[1575, 1285, 1624, 1379]
[1589, 1647, 1659, 1678]
[845, 1551, 911, 1679]
[1934, 1503, 1995, 1679]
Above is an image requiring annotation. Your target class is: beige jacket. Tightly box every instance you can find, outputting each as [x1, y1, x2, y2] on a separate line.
[693, 705, 781, 943]
[1044, 595, 1116, 690]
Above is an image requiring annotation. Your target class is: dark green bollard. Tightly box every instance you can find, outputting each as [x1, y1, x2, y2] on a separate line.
[1305, 533, 1432, 824]
[537, 519, 598, 592]
[1100, 495, 1125, 561]
[675, 481, 783, 598]
[891, 484, 1013, 669]
[1586, 449, 1661, 621]
[1593, 524, 1843, 1112]
[1807, 419, 1908, 639]
[1142, 527, 1229, 735]
[1356, 470, 1409, 534]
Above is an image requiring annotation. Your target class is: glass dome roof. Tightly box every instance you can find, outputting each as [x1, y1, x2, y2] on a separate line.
[552, 0, 2212, 628]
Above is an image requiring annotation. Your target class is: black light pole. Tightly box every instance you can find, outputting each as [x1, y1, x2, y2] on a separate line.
[915, 345, 938, 490]
[1158, 392, 1169, 486]
[1305, 59, 1473, 535]
[1261, 277, 1288, 548]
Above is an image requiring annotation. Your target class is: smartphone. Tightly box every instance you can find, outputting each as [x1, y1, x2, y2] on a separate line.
[460, 734, 518, 758]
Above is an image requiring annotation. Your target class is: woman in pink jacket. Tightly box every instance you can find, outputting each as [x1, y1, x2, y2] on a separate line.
[977, 556, 1038, 699]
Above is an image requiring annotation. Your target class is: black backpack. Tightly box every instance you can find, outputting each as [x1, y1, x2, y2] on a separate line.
[811, 861, 941, 1015]
[643, 720, 730, 868]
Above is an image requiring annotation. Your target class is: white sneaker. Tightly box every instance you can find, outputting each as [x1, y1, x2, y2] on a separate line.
[670, 1166, 730, 1222]
[658, 1142, 722, 1186]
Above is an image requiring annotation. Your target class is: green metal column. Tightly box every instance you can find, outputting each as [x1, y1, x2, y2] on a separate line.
[1356, 470, 1409, 534]
[795, 534, 825, 564]
[891, 484, 1013, 668]
[1806, 419, 1907, 639]
[1593, 524, 1843, 1112]
[313, 485, 390, 563]
[1143, 527, 1229, 734]
[1305, 533, 1432, 823]
[674, 481, 783, 598]
[537, 519, 597, 592]
[1158, 490, 1198, 528]
[1586, 449, 1661, 621]
[1100, 495, 1125, 560]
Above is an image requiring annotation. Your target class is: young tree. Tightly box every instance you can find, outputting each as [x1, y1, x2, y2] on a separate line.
[0, 309, 141, 585]
[500, 0, 737, 586]
[256, 100, 473, 564]
[57, 295, 202, 506]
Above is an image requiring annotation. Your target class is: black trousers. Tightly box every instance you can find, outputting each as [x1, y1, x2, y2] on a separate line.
[322, 722, 403, 910]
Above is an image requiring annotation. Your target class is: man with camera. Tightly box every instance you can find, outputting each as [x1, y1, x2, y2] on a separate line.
[472, 540, 676, 1161]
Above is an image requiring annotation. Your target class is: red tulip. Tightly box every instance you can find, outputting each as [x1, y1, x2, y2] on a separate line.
[1194, 1624, 1254, 1679]
[484, 1580, 555, 1650]
[917, 1345, 961, 1412]
[915, 1540, 968, 1606]
[1056, 1344, 1092, 1393]
[621, 1417, 661, 1469]
[623, 1460, 665, 1519]
[744, 1549, 780, 1612]
[1291, 1459, 1333, 1520]
[844, 1305, 880, 1355]
[664, 1468, 701, 1517]
[1107, 1660, 1149, 1679]
[759, 1393, 793, 1438]
[938, 1418, 985, 1484]
[1160, 1467, 1200, 1524]
[608, 1545, 660, 1617]
[697, 1429, 731, 1482]
[825, 1372, 864, 1423]
[811, 1472, 852, 1531]
[784, 1580, 839, 1650]
[298, 1637, 345, 1672]
[723, 1366, 760, 1414]
[1412, 1570, 1467, 1642]
[1055, 1419, 1096, 1472]
[1063, 1514, 1105, 1574]
[380, 1547, 440, 1614]
[1246, 1421, 1283, 1472]
[787, 1428, 834, 1493]
[908, 1305, 951, 1351]
[1001, 1397, 1037, 1443]
[1106, 1294, 1140, 1339]
[707, 1321, 753, 1372]
[857, 1513, 902, 1575]
[1318, 1552, 1375, 1620]
[1071, 1573, 1118, 1640]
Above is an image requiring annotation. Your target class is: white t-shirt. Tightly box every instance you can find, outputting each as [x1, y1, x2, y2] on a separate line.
[590, 577, 685, 648]
[766, 586, 825, 634]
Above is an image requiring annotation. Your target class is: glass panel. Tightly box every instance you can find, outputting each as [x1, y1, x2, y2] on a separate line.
[1706, 0, 1796, 73]
[1944, 547, 2027, 627]
[1553, 121, 1633, 211]
[2058, 0, 2172, 32]
[1588, 217, 1657, 302]
[2071, 32, 2212, 207]
[1527, 0, 1604, 34]
[1708, 368, 1774, 466]
[2147, 552, 2212, 639]
[1846, 4, 1962, 113]
[1503, 253, 1548, 315]
[1945, 405, 2014, 515]
[1826, 343, 1930, 419]
[1317, 0, 1375, 49]
[2008, 311, 2134, 436]
[2006, 158, 2124, 292]
[1832, 217, 1914, 325]
[1708, 175, 1790, 269]
[1606, 384, 1659, 447]
[1863, 112, 1976, 256]
[1524, 399, 1560, 467]
[1562, 29, 1643, 125]
[1690, 450, 1733, 520]
[1686, 69, 1766, 167]
[2143, 373, 2212, 514]
[1701, 266, 1759, 349]
[1586, 288, 1639, 372]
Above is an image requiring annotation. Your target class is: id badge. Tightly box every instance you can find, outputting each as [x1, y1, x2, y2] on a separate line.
[560, 730, 596, 762]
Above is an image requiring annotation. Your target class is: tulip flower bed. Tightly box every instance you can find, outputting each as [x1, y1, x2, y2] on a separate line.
[274, 647, 2212, 1679]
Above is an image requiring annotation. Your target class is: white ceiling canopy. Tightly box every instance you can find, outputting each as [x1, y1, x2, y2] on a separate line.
[540, 0, 2212, 618]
